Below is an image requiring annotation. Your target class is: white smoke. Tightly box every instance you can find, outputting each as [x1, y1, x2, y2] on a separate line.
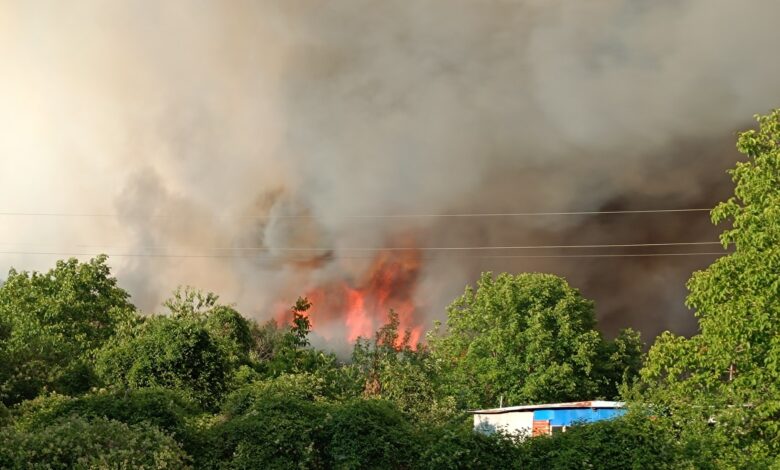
[1, 0, 779, 343]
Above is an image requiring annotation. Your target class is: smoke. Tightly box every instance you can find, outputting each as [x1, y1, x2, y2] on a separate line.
[1, 0, 779, 347]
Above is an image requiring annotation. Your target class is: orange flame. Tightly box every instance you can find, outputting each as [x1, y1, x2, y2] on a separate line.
[276, 248, 424, 347]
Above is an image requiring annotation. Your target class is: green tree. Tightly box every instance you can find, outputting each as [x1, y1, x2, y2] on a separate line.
[641, 111, 780, 467]
[165, 287, 253, 369]
[418, 419, 521, 470]
[430, 272, 642, 409]
[0, 256, 134, 405]
[96, 315, 229, 408]
[266, 297, 339, 377]
[351, 310, 456, 423]
[204, 305, 253, 362]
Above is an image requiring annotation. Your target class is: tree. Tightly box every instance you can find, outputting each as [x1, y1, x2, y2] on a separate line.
[418, 419, 522, 470]
[96, 315, 229, 408]
[165, 287, 253, 367]
[641, 110, 780, 466]
[266, 297, 338, 377]
[430, 272, 642, 409]
[0, 256, 134, 405]
[351, 310, 456, 423]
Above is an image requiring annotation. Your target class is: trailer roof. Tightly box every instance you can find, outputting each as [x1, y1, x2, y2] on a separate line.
[470, 401, 624, 414]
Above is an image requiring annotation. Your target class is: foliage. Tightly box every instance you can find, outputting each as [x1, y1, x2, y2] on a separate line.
[10, 388, 203, 453]
[641, 110, 780, 466]
[0, 256, 134, 404]
[322, 399, 419, 470]
[203, 394, 328, 469]
[165, 287, 254, 370]
[204, 305, 253, 363]
[289, 296, 313, 349]
[264, 297, 336, 377]
[221, 373, 337, 417]
[0, 415, 190, 469]
[96, 315, 229, 408]
[430, 272, 642, 409]
[351, 310, 456, 423]
[515, 410, 678, 470]
[248, 319, 286, 363]
[417, 419, 522, 470]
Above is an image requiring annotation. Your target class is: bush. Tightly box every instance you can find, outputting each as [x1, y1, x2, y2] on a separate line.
[515, 412, 677, 470]
[418, 419, 521, 470]
[0, 256, 135, 405]
[323, 399, 418, 469]
[221, 373, 328, 418]
[96, 316, 229, 408]
[203, 395, 328, 469]
[11, 388, 203, 453]
[0, 415, 190, 469]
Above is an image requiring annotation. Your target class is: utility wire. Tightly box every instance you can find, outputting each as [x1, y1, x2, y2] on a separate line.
[0, 208, 713, 219]
[0, 250, 728, 260]
[0, 241, 723, 252]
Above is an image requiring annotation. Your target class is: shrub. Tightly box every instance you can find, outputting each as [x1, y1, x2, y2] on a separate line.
[323, 399, 418, 469]
[0, 415, 190, 469]
[203, 395, 328, 469]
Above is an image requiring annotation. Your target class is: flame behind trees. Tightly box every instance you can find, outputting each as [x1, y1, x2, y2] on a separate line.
[277, 249, 424, 347]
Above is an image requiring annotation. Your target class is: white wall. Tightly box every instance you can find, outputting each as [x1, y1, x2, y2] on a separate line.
[473, 411, 533, 438]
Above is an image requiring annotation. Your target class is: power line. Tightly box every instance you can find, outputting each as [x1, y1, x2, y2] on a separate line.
[0, 208, 713, 219]
[0, 241, 723, 252]
[0, 250, 728, 260]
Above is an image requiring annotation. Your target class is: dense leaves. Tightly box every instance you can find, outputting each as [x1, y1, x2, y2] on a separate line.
[96, 315, 229, 408]
[515, 410, 677, 470]
[323, 399, 419, 469]
[430, 272, 642, 408]
[352, 310, 456, 423]
[0, 255, 134, 404]
[0, 415, 190, 469]
[11, 388, 203, 453]
[204, 394, 329, 469]
[642, 111, 780, 466]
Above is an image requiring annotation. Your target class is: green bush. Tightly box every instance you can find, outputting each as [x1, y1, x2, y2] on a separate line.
[0, 415, 190, 469]
[203, 395, 328, 469]
[221, 373, 328, 418]
[11, 388, 203, 453]
[418, 419, 521, 470]
[96, 316, 229, 408]
[323, 399, 418, 470]
[515, 412, 677, 470]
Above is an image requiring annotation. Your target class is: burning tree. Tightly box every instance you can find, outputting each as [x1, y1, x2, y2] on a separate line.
[276, 249, 425, 346]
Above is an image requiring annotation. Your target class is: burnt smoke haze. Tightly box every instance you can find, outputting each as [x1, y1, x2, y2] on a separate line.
[1, 1, 779, 350]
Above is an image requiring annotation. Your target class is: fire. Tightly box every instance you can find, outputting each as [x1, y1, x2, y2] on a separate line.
[276, 248, 424, 347]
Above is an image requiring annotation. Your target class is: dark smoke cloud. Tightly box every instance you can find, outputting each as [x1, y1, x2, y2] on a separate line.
[1, 0, 779, 347]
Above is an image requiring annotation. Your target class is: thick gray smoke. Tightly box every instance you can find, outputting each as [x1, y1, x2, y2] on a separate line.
[1, 0, 779, 347]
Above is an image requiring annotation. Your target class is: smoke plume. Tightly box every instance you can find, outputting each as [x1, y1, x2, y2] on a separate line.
[2, 0, 779, 351]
